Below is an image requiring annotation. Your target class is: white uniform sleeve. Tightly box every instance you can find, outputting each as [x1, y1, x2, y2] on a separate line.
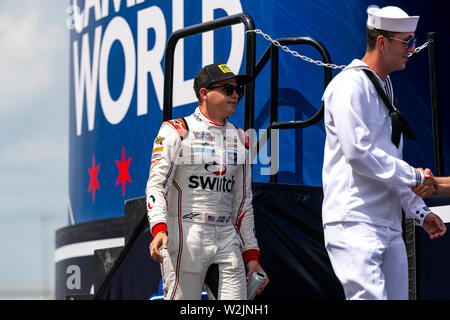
[326, 76, 422, 187]
[397, 185, 431, 226]
[232, 148, 260, 264]
[145, 122, 181, 237]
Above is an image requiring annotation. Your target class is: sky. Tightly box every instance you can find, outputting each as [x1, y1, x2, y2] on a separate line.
[0, 1, 69, 298]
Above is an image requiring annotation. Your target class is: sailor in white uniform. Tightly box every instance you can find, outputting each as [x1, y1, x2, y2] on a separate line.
[322, 5, 447, 300]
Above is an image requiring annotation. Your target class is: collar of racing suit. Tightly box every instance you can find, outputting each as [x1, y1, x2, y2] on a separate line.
[195, 107, 227, 128]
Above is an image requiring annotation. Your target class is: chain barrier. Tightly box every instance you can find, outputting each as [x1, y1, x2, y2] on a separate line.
[408, 39, 432, 57]
[247, 29, 432, 70]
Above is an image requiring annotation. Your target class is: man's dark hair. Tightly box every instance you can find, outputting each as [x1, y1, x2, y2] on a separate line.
[194, 70, 210, 100]
[366, 27, 397, 51]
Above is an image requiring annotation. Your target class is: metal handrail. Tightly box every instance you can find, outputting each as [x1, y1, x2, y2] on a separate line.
[253, 37, 332, 182]
[261, 37, 332, 130]
[163, 13, 256, 130]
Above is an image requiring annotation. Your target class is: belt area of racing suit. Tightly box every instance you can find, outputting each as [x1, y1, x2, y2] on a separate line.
[181, 212, 232, 225]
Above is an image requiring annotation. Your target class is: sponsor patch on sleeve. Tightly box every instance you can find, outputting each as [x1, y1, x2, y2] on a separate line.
[154, 136, 165, 145]
[167, 118, 188, 139]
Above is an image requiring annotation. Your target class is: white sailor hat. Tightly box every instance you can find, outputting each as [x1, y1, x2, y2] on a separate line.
[367, 5, 419, 32]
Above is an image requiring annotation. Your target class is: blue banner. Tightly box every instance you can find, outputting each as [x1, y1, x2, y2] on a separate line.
[68, 0, 450, 224]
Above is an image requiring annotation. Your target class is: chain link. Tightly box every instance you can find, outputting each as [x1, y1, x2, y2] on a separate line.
[247, 29, 432, 70]
[408, 39, 432, 57]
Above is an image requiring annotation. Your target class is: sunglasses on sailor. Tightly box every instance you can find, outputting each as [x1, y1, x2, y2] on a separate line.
[206, 84, 244, 97]
[388, 36, 417, 50]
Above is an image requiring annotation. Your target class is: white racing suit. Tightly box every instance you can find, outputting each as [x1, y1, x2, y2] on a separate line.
[146, 107, 260, 300]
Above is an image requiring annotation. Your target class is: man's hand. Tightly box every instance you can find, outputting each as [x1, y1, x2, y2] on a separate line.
[413, 168, 438, 198]
[423, 213, 447, 240]
[149, 231, 168, 263]
[246, 260, 269, 296]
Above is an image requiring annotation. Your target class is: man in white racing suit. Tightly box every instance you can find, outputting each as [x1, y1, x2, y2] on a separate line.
[146, 63, 269, 300]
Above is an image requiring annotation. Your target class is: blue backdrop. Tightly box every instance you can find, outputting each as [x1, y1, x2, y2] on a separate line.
[69, 0, 450, 224]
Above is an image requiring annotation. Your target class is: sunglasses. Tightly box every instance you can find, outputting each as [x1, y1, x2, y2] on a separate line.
[388, 37, 417, 50]
[207, 84, 244, 97]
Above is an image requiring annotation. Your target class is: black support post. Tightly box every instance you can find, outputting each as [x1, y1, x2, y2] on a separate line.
[428, 32, 444, 176]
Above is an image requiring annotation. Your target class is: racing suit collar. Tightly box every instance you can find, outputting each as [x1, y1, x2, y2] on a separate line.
[195, 107, 227, 127]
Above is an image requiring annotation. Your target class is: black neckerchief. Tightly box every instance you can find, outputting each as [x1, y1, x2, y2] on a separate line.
[363, 69, 416, 148]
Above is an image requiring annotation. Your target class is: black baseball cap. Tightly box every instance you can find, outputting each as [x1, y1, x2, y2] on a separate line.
[193, 63, 252, 98]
